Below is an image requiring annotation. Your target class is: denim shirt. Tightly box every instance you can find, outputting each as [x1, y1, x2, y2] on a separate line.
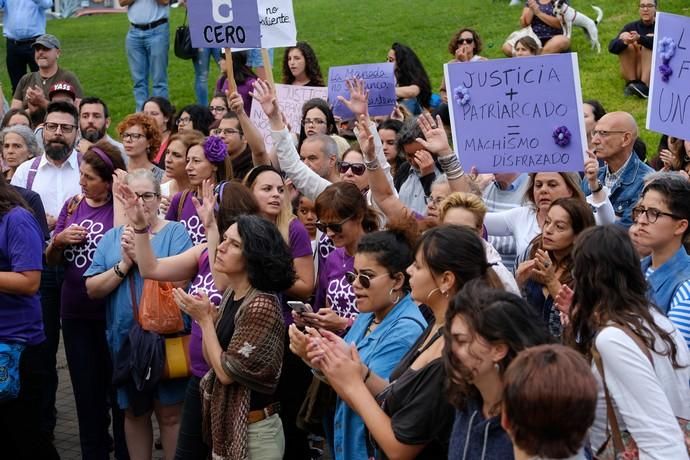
[641, 246, 690, 315]
[332, 294, 427, 460]
[582, 153, 653, 228]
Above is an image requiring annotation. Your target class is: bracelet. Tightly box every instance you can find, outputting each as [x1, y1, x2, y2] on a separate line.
[364, 158, 380, 171]
[591, 181, 603, 193]
[113, 262, 126, 278]
[438, 153, 465, 180]
[133, 225, 150, 234]
[363, 366, 372, 383]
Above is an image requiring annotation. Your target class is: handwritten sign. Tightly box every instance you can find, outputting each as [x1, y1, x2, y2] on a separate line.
[327, 63, 396, 120]
[444, 53, 586, 173]
[646, 12, 690, 140]
[188, 0, 296, 49]
[250, 84, 329, 149]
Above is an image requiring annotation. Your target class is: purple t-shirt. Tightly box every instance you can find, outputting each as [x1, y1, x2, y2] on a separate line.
[188, 248, 223, 378]
[281, 218, 314, 324]
[314, 247, 358, 320]
[55, 197, 114, 320]
[0, 206, 45, 345]
[316, 232, 336, 274]
[216, 76, 257, 114]
[166, 191, 207, 246]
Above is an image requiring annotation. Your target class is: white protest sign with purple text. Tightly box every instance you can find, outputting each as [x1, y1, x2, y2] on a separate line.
[327, 63, 396, 120]
[250, 84, 328, 149]
[646, 12, 690, 139]
[445, 53, 586, 173]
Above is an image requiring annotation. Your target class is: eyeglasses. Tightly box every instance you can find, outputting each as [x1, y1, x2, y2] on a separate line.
[315, 215, 352, 233]
[632, 206, 682, 223]
[44, 122, 77, 134]
[345, 271, 390, 288]
[302, 118, 327, 126]
[337, 161, 366, 176]
[135, 192, 160, 203]
[457, 38, 475, 45]
[122, 132, 146, 141]
[176, 117, 192, 125]
[211, 128, 240, 136]
[639, 3, 655, 9]
[591, 130, 628, 138]
[208, 105, 227, 113]
[425, 195, 446, 207]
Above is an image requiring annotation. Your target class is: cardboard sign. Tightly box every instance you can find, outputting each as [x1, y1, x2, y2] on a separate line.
[444, 53, 587, 173]
[250, 84, 329, 149]
[327, 63, 396, 120]
[646, 12, 690, 140]
[188, 0, 296, 49]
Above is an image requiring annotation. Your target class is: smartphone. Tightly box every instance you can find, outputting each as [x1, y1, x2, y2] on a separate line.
[287, 301, 312, 314]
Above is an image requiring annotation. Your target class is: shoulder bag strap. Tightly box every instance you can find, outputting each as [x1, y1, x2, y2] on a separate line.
[617, 324, 655, 368]
[177, 190, 190, 222]
[128, 275, 140, 322]
[592, 343, 626, 455]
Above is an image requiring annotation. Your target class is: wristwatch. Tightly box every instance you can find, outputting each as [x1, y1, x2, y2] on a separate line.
[591, 181, 603, 193]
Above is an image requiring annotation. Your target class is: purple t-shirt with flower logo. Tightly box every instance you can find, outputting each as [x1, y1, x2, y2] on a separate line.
[314, 247, 357, 320]
[165, 191, 207, 246]
[55, 197, 113, 320]
[188, 247, 223, 378]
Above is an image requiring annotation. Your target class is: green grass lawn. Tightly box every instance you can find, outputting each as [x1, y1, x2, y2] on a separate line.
[1, 0, 689, 150]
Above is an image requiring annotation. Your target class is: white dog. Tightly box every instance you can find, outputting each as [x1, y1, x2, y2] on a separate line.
[552, 0, 604, 53]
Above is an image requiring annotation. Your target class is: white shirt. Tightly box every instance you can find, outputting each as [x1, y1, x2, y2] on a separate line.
[483, 240, 520, 295]
[484, 206, 541, 260]
[590, 310, 690, 458]
[11, 151, 82, 218]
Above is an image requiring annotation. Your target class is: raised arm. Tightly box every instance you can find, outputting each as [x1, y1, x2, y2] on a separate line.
[228, 91, 271, 166]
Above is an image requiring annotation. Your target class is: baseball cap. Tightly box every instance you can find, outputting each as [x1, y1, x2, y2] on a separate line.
[32, 34, 61, 49]
[49, 81, 76, 100]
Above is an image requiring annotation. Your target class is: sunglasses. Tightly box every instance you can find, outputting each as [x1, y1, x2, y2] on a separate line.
[457, 38, 475, 45]
[345, 271, 389, 288]
[315, 215, 352, 233]
[337, 161, 366, 176]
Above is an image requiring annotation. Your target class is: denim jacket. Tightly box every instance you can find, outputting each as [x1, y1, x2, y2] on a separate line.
[641, 246, 690, 315]
[582, 153, 653, 228]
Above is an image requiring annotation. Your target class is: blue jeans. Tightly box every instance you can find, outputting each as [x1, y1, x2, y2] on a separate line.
[193, 48, 221, 106]
[126, 22, 170, 112]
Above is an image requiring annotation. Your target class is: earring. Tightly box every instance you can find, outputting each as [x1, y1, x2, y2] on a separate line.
[441, 289, 449, 298]
[494, 362, 501, 372]
[389, 287, 401, 304]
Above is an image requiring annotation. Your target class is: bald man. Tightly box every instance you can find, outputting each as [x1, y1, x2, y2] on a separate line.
[581, 111, 653, 227]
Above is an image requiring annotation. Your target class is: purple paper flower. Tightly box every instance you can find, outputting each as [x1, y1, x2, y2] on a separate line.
[659, 63, 673, 82]
[203, 136, 227, 163]
[453, 85, 470, 106]
[659, 36, 676, 62]
[552, 126, 571, 147]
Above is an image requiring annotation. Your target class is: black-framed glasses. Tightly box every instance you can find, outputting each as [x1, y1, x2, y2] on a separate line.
[632, 206, 682, 223]
[457, 38, 475, 45]
[176, 117, 191, 125]
[337, 161, 366, 176]
[122, 132, 146, 141]
[315, 216, 352, 233]
[212, 127, 240, 136]
[208, 105, 227, 113]
[591, 130, 628, 138]
[135, 192, 160, 203]
[44, 122, 77, 134]
[302, 118, 326, 126]
[345, 271, 389, 288]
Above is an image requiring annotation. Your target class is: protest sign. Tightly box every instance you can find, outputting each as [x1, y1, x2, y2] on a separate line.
[444, 53, 587, 173]
[250, 84, 329, 149]
[646, 12, 690, 140]
[188, 0, 296, 49]
[327, 63, 396, 120]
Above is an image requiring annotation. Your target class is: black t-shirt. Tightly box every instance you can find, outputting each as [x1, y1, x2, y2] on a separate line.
[376, 322, 455, 459]
[216, 295, 275, 411]
[609, 20, 655, 54]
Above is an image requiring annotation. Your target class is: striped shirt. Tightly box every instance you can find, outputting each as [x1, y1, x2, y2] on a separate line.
[645, 266, 690, 349]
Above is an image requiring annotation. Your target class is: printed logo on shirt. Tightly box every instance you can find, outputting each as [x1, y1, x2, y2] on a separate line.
[190, 272, 222, 306]
[182, 215, 207, 246]
[64, 219, 106, 269]
[326, 275, 357, 319]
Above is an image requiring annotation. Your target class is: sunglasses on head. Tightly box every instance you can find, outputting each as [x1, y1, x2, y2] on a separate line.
[315, 215, 352, 233]
[345, 271, 389, 288]
[338, 161, 366, 176]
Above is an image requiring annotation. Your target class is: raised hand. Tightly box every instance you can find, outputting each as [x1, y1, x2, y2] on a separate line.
[584, 150, 601, 188]
[354, 114, 375, 159]
[337, 78, 369, 118]
[416, 113, 451, 155]
[192, 179, 217, 230]
[115, 182, 148, 228]
[227, 91, 245, 116]
[250, 79, 280, 120]
[414, 150, 436, 176]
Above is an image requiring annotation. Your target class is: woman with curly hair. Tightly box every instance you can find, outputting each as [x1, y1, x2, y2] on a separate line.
[445, 281, 549, 459]
[387, 42, 432, 115]
[143, 96, 176, 168]
[165, 134, 233, 245]
[117, 113, 165, 183]
[282, 41, 325, 87]
[440, 28, 487, 104]
[172, 214, 296, 460]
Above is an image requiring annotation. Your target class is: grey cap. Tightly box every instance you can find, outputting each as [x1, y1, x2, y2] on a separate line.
[32, 34, 61, 49]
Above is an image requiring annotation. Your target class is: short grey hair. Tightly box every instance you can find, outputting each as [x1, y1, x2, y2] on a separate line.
[304, 134, 338, 159]
[124, 168, 161, 195]
[0, 125, 42, 159]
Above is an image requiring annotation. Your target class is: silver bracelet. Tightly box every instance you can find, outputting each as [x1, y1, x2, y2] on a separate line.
[438, 153, 465, 179]
[364, 158, 380, 170]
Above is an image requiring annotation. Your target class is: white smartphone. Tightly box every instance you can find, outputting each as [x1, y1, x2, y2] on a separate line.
[287, 301, 312, 314]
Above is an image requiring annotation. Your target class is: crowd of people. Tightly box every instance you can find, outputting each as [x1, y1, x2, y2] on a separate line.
[1, 0, 689, 459]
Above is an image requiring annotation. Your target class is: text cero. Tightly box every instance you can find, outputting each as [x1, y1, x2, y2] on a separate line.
[204, 25, 246, 45]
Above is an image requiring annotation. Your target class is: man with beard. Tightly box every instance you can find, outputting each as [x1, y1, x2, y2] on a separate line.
[76, 97, 125, 160]
[11, 100, 82, 441]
